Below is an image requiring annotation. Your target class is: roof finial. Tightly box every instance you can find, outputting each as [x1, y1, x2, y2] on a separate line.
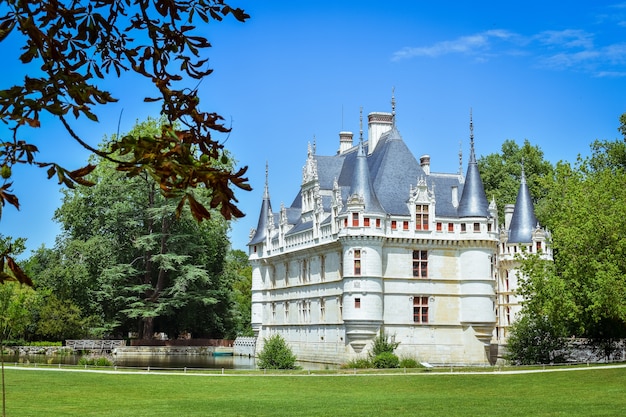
[459, 140, 463, 175]
[469, 108, 476, 163]
[264, 160, 270, 199]
[391, 87, 396, 128]
[313, 135, 317, 155]
[359, 106, 363, 142]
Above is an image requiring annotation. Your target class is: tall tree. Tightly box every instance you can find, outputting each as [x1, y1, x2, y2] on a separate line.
[0, 0, 251, 231]
[515, 114, 626, 360]
[51, 117, 237, 339]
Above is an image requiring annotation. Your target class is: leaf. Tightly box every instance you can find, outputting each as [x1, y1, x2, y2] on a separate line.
[6, 256, 33, 286]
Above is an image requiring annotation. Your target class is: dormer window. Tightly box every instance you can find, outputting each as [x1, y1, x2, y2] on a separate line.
[415, 204, 429, 230]
[352, 212, 359, 227]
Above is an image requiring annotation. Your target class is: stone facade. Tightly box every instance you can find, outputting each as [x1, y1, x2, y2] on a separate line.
[249, 104, 551, 365]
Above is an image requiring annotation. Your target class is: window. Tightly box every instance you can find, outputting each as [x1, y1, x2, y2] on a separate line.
[354, 249, 361, 276]
[352, 212, 359, 227]
[284, 262, 289, 285]
[474, 222, 480, 232]
[448, 223, 454, 232]
[436, 222, 442, 231]
[536, 241, 542, 252]
[487, 223, 492, 232]
[284, 302, 289, 321]
[364, 217, 370, 227]
[376, 218, 381, 228]
[344, 218, 348, 227]
[391, 220, 397, 230]
[460, 223, 466, 232]
[403, 221, 409, 230]
[415, 204, 429, 230]
[320, 255, 326, 281]
[412, 250, 428, 278]
[301, 259, 307, 283]
[320, 298, 325, 321]
[413, 296, 429, 323]
[355, 297, 361, 309]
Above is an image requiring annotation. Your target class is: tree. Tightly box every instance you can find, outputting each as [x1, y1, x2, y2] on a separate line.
[506, 314, 569, 365]
[224, 249, 253, 336]
[0, 0, 251, 232]
[46, 117, 238, 339]
[478, 139, 554, 223]
[0, 235, 35, 417]
[513, 114, 626, 361]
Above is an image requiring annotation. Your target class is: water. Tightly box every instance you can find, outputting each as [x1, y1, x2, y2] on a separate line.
[3, 354, 335, 370]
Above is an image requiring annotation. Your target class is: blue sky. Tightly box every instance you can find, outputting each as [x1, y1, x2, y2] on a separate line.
[1, 1, 625, 258]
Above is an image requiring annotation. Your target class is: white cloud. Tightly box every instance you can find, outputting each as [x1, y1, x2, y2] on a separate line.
[535, 29, 594, 49]
[392, 24, 625, 77]
[391, 30, 515, 61]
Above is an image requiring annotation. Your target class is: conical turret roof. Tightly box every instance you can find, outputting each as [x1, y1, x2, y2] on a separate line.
[249, 164, 274, 245]
[349, 141, 385, 213]
[508, 166, 538, 243]
[457, 114, 490, 218]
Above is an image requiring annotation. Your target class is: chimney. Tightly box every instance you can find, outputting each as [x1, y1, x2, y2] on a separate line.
[451, 186, 459, 208]
[339, 131, 353, 154]
[504, 204, 515, 230]
[367, 112, 392, 154]
[420, 154, 431, 175]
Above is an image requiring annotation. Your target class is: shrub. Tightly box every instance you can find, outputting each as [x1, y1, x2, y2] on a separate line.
[506, 314, 569, 365]
[78, 355, 113, 366]
[257, 334, 298, 370]
[370, 333, 400, 357]
[372, 352, 400, 369]
[399, 357, 422, 368]
[341, 358, 372, 369]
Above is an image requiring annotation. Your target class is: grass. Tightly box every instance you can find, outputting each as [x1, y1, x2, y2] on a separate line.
[3, 366, 626, 416]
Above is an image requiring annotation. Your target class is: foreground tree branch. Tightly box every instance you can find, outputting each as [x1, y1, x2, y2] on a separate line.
[0, 0, 251, 223]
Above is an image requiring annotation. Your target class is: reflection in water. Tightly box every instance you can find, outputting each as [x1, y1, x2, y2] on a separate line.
[113, 354, 256, 370]
[4, 354, 337, 370]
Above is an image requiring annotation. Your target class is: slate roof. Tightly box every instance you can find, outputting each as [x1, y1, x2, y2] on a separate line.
[508, 169, 538, 243]
[248, 114, 496, 245]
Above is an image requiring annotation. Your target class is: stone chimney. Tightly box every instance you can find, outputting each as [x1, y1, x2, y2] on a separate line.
[451, 186, 459, 208]
[367, 112, 392, 154]
[504, 204, 515, 230]
[339, 131, 353, 154]
[420, 154, 431, 175]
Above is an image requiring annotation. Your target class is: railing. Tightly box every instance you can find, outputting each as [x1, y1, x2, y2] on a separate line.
[65, 340, 126, 352]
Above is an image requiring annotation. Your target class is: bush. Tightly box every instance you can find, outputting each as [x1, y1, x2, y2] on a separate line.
[78, 355, 112, 366]
[341, 358, 372, 369]
[399, 357, 422, 368]
[506, 314, 569, 365]
[372, 352, 400, 369]
[370, 333, 400, 357]
[257, 334, 298, 370]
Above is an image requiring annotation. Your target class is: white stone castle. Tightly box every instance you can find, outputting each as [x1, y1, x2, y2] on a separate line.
[248, 102, 552, 365]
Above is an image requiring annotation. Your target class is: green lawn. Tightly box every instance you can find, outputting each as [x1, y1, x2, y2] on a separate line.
[3, 366, 626, 416]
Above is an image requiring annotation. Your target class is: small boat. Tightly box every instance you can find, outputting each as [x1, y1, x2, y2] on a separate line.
[213, 347, 234, 356]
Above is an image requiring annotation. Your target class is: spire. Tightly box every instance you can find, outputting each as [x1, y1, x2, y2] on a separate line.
[359, 106, 364, 142]
[249, 161, 274, 245]
[391, 87, 396, 128]
[349, 141, 385, 213]
[508, 161, 538, 243]
[457, 109, 490, 217]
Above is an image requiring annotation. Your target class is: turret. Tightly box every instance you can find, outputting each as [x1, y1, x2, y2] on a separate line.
[457, 111, 490, 218]
[508, 164, 538, 243]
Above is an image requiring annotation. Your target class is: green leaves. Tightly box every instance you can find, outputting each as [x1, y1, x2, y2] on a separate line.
[0, 0, 251, 221]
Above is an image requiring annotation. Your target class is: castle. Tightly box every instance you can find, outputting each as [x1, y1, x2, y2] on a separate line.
[248, 102, 552, 365]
